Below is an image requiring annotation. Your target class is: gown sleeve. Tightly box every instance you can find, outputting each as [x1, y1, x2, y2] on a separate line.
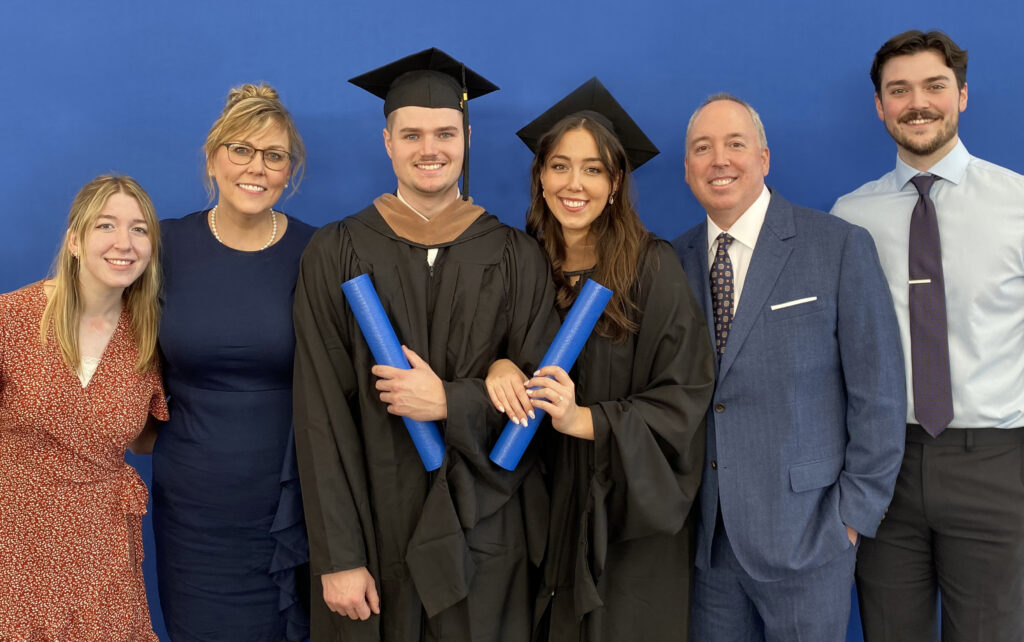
[438, 230, 560, 520]
[590, 241, 715, 543]
[292, 224, 373, 576]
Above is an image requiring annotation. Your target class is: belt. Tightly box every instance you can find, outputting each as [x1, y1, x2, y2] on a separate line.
[906, 424, 1024, 447]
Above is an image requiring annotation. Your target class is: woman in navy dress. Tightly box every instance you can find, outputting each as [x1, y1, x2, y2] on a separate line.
[154, 83, 315, 641]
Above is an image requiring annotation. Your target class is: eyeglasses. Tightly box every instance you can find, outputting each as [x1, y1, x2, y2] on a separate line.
[222, 142, 292, 171]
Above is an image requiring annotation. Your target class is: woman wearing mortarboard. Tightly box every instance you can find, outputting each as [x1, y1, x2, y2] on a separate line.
[486, 78, 715, 641]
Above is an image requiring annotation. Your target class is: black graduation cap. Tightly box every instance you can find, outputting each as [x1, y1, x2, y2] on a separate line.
[516, 77, 659, 171]
[349, 48, 499, 199]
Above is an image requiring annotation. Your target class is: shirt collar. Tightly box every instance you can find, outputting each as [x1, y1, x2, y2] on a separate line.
[706, 185, 770, 252]
[894, 138, 970, 188]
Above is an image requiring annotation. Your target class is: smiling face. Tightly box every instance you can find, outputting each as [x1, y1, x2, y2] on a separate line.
[875, 49, 968, 170]
[684, 99, 770, 229]
[540, 127, 618, 240]
[68, 191, 153, 298]
[207, 122, 291, 218]
[383, 106, 465, 210]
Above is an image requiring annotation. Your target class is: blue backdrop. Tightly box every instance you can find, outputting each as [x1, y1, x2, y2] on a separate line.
[3, 1, 1022, 639]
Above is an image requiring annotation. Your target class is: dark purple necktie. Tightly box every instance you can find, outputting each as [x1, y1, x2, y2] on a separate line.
[710, 233, 735, 358]
[909, 174, 953, 436]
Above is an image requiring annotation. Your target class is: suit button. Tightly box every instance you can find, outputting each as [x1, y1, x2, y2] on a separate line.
[711, 460, 718, 470]
[714, 403, 726, 413]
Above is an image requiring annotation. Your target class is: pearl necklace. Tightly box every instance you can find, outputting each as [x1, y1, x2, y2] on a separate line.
[209, 205, 278, 251]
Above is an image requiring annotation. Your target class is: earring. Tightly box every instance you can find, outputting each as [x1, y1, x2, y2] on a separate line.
[609, 191, 617, 205]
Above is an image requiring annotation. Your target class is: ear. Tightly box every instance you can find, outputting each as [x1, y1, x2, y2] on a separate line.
[683, 155, 690, 182]
[760, 146, 770, 177]
[65, 228, 79, 258]
[959, 82, 968, 113]
[612, 170, 623, 194]
[874, 93, 885, 122]
[383, 127, 393, 159]
[467, 124, 472, 148]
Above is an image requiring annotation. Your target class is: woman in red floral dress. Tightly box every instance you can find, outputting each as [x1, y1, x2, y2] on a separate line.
[0, 175, 167, 640]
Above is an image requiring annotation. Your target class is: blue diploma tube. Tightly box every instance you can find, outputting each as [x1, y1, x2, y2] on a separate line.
[341, 273, 445, 471]
[489, 279, 613, 471]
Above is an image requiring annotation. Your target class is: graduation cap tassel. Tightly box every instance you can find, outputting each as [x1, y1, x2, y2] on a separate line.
[461, 63, 470, 201]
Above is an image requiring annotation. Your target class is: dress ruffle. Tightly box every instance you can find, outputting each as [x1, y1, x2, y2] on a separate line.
[269, 425, 310, 641]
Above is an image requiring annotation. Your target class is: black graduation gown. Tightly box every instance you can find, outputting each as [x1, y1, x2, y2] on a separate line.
[537, 240, 715, 642]
[293, 205, 559, 641]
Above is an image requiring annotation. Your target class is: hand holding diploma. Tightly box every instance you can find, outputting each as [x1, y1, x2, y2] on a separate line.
[489, 279, 612, 470]
[341, 274, 446, 471]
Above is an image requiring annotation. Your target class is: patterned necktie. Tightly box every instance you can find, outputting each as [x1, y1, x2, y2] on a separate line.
[710, 233, 735, 358]
[909, 174, 953, 437]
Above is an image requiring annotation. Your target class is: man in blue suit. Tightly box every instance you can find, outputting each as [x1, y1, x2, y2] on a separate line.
[672, 94, 907, 640]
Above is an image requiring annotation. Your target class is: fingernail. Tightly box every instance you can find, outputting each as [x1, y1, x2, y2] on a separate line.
[528, 411, 535, 419]
[497, 406, 504, 413]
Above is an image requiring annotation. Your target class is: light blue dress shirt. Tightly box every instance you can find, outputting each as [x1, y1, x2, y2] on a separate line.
[832, 140, 1024, 429]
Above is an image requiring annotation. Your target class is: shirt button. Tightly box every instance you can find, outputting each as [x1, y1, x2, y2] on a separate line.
[714, 403, 726, 413]
[711, 460, 718, 470]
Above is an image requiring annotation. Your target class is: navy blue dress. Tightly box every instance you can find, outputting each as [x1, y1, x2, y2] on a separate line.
[154, 210, 315, 641]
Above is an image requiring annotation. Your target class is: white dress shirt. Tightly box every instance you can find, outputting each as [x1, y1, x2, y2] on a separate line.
[832, 140, 1024, 428]
[705, 185, 770, 314]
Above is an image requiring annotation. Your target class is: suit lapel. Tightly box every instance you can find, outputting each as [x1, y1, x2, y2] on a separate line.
[680, 222, 715, 339]
[718, 191, 796, 381]
[678, 222, 720, 377]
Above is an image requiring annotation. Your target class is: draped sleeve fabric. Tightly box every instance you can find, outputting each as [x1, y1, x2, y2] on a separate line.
[539, 240, 715, 641]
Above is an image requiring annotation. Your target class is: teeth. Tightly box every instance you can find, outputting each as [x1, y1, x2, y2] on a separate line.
[107, 259, 132, 266]
[906, 118, 934, 125]
[711, 178, 735, 186]
[561, 199, 587, 208]
[238, 183, 266, 192]
[418, 163, 443, 170]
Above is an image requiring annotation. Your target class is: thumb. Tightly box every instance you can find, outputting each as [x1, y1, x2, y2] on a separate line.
[402, 345, 426, 368]
[367, 576, 381, 614]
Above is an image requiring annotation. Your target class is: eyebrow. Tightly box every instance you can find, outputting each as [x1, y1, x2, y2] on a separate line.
[232, 140, 289, 149]
[398, 126, 459, 134]
[884, 74, 953, 89]
[97, 214, 148, 225]
[689, 133, 748, 144]
[549, 154, 604, 163]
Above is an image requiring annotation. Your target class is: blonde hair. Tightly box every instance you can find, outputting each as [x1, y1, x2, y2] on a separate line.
[40, 175, 162, 373]
[203, 82, 306, 201]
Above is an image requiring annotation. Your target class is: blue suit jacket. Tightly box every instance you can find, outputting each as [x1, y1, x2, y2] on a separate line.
[672, 189, 906, 581]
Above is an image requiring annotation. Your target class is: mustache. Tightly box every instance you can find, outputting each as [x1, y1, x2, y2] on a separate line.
[899, 110, 941, 123]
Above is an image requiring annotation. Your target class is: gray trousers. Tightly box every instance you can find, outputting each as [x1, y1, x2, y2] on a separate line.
[856, 425, 1024, 642]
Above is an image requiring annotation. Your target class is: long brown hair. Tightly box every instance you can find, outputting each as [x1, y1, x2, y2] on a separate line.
[40, 175, 162, 372]
[526, 115, 653, 343]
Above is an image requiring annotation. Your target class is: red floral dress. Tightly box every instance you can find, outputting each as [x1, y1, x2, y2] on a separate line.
[0, 283, 168, 640]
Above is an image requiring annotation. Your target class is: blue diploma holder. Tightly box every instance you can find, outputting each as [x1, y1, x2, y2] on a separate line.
[489, 279, 613, 471]
[341, 274, 446, 471]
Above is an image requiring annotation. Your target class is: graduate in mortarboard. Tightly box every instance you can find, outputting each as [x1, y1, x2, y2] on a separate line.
[291, 48, 560, 641]
[485, 77, 715, 641]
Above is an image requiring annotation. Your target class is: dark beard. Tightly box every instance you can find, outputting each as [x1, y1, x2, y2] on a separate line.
[887, 110, 958, 157]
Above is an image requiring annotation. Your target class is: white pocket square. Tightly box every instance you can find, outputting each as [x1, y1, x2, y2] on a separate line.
[770, 296, 818, 311]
